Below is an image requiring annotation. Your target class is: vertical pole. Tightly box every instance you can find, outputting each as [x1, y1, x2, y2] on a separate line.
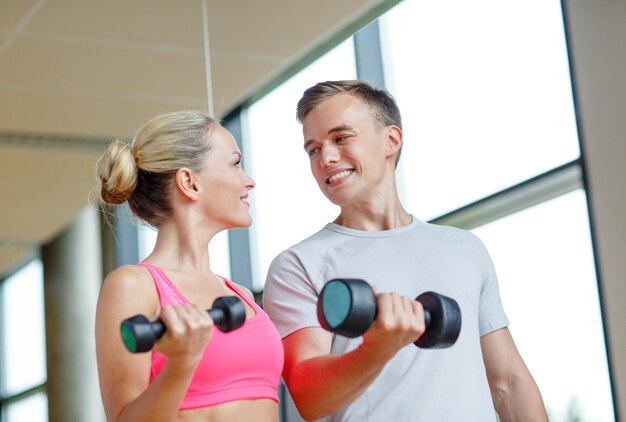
[42, 206, 104, 421]
[354, 20, 386, 88]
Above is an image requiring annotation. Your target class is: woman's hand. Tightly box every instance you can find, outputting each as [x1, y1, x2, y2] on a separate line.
[155, 304, 215, 365]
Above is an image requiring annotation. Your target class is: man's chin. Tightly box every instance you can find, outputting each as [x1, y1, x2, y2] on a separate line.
[323, 192, 348, 207]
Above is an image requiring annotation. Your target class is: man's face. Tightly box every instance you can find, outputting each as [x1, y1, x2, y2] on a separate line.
[302, 93, 395, 207]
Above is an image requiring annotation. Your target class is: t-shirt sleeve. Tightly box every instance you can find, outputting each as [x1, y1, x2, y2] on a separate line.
[474, 236, 510, 336]
[263, 249, 321, 339]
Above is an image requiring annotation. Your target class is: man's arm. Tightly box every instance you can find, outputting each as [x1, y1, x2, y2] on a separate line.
[481, 327, 548, 422]
[282, 293, 424, 421]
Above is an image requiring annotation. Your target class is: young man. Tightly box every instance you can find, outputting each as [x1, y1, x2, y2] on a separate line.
[263, 80, 547, 421]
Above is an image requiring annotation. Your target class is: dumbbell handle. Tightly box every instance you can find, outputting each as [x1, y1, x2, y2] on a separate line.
[413, 306, 433, 327]
[371, 306, 432, 327]
[120, 296, 245, 353]
[366, 295, 437, 334]
[124, 307, 227, 343]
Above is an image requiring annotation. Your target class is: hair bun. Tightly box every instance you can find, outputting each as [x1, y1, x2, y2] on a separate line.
[96, 139, 138, 205]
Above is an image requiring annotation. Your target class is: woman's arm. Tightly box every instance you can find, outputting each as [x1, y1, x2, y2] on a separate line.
[95, 265, 214, 421]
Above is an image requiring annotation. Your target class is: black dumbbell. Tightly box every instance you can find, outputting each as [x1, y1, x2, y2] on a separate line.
[317, 278, 462, 349]
[120, 296, 246, 353]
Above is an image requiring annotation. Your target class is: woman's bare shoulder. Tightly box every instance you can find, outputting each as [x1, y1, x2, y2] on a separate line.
[98, 264, 157, 315]
[231, 281, 255, 302]
[104, 264, 150, 285]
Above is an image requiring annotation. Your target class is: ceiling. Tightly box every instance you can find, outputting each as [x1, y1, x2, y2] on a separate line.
[0, 0, 394, 279]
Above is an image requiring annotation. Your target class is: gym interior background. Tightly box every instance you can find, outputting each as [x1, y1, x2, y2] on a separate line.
[0, 0, 624, 421]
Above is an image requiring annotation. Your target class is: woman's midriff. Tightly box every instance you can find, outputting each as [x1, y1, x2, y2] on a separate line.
[175, 398, 279, 422]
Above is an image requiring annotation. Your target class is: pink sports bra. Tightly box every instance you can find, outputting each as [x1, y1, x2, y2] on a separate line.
[137, 262, 284, 410]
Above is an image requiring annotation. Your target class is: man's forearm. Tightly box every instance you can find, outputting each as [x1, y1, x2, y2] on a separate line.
[492, 372, 548, 422]
[286, 344, 394, 421]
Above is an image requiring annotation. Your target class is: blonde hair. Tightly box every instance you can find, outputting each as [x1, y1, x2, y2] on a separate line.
[96, 110, 216, 227]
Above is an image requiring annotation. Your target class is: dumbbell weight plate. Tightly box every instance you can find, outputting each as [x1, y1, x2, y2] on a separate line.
[414, 292, 462, 349]
[319, 280, 352, 329]
[317, 278, 377, 338]
[211, 296, 246, 332]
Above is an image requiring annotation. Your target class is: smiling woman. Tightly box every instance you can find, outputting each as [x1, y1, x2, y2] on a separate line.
[94, 110, 283, 422]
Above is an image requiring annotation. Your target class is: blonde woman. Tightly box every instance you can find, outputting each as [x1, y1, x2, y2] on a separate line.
[95, 111, 283, 421]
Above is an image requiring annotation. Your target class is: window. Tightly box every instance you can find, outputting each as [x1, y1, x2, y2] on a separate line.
[380, 0, 580, 220]
[375, 0, 613, 419]
[473, 190, 613, 421]
[5, 392, 48, 422]
[1, 259, 47, 421]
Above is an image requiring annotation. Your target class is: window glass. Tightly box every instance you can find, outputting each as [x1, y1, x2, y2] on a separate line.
[6, 392, 48, 422]
[246, 38, 357, 289]
[380, 0, 580, 220]
[2, 260, 47, 395]
[137, 225, 157, 262]
[138, 226, 231, 279]
[473, 190, 614, 421]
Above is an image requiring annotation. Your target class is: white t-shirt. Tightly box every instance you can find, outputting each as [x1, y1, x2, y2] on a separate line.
[264, 217, 509, 422]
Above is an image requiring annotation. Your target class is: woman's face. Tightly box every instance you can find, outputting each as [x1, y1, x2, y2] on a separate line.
[196, 124, 255, 230]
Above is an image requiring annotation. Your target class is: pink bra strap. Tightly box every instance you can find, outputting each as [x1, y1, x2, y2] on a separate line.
[222, 279, 260, 312]
[137, 262, 189, 306]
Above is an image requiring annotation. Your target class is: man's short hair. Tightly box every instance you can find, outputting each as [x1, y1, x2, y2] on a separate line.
[296, 80, 403, 166]
[296, 80, 402, 129]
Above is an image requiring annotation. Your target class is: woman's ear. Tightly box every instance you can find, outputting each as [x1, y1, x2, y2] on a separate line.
[385, 125, 403, 158]
[174, 168, 200, 201]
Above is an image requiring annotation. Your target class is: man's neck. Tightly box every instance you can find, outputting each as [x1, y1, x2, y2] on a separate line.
[334, 201, 412, 231]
